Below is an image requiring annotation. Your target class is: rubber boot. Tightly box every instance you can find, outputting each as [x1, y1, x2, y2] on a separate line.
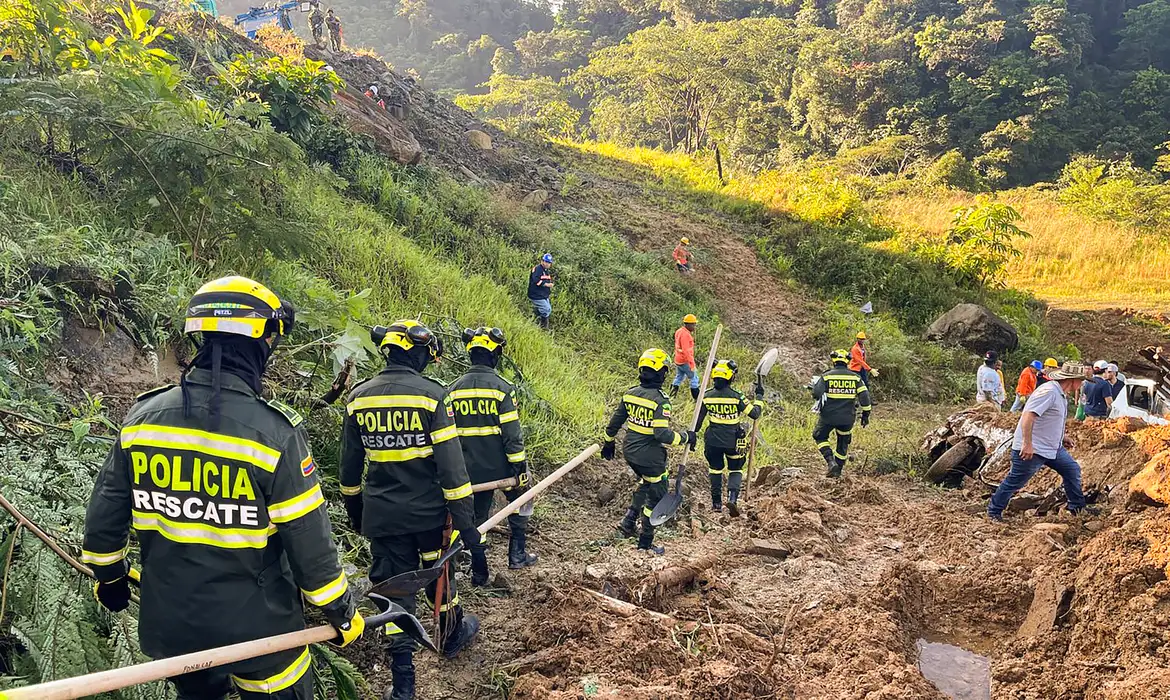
[507, 522, 538, 569]
[826, 455, 844, 479]
[442, 614, 480, 659]
[617, 508, 638, 538]
[470, 546, 489, 587]
[727, 471, 743, 518]
[383, 652, 415, 700]
[690, 386, 700, 401]
[709, 473, 723, 513]
[637, 516, 664, 555]
[669, 384, 680, 398]
[820, 447, 840, 478]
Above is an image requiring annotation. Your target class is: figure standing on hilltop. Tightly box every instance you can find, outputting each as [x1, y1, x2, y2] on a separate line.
[527, 253, 555, 330]
[810, 349, 871, 478]
[670, 314, 700, 400]
[325, 8, 342, 52]
[673, 237, 692, 273]
[308, 1, 325, 49]
[849, 331, 878, 388]
[447, 327, 538, 588]
[602, 349, 697, 555]
[82, 276, 364, 699]
[695, 360, 763, 516]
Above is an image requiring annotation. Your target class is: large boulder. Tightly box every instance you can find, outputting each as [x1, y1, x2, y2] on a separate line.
[926, 303, 1019, 354]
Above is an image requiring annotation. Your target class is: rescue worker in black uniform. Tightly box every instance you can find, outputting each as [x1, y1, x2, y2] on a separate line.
[810, 349, 872, 478]
[601, 348, 696, 555]
[339, 320, 480, 700]
[446, 327, 538, 587]
[83, 276, 363, 700]
[696, 360, 764, 517]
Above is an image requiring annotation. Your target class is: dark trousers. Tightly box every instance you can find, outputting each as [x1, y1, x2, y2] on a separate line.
[472, 486, 528, 533]
[625, 470, 668, 548]
[813, 418, 854, 470]
[171, 646, 311, 699]
[704, 443, 745, 503]
[370, 528, 463, 653]
[988, 449, 1086, 518]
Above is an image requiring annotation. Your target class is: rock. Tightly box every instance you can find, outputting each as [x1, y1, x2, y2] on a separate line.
[748, 539, 792, 559]
[1084, 520, 1105, 533]
[584, 564, 611, 582]
[1129, 450, 1170, 505]
[780, 467, 804, 479]
[834, 527, 850, 543]
[465, 129, 493, 150]
[491, 572, 514, 591]
[596, 484, 616, 506]
[925, 303, 1019, 354]
[521, 189, 551, 211]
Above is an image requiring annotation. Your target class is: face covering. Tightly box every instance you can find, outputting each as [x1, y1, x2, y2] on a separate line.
[182, 333, 271, 428]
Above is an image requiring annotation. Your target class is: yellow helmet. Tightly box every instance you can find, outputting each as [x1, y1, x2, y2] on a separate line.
[1044, 357, 1059, 368]
[711, 359, 738, 381]
[638, 348, 670, 372]
[184, 276, 294, 339]
[680, 237, 690, 245]
[856, 331, 867, 340]
[374, 319, 443, 361]
[830, 349, 849, 364]
[682, 313, 698, 324]
[462, 326, 506, 353]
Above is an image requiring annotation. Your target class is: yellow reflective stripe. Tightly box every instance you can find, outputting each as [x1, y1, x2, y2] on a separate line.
[670, 431, 684, 445]
[709, 467, 727, 475]
[499, 410, 519, 424]
[231, 646, 310, 694]
[431, 425, 458, 444]
[835, 429, 853, 436]
[368, 446, 434, 462]
[641, 472, 667, 483]
[423, 593, 460, 612]
[132, 511, 271, 549]
[301, 571, 348, 606]
[268, 484, 325, 524]
[816, 441, 832, 449]
[506, 450, 526, 463]
[340, 484, 363, 496]
[704, 398, 741, 405]
[443, 482, 473, 500]
[457, 425, 502, 437]
[622, 394, 658, 410]
[826, 392, 857, 399]
[627, 423, 654, 435]
[642, 505, 654, 517]
[347, 395, 437, 415]
[447, 388, 505, 401]
[650, 419, 670, 427]
[120, 424, 281, 473]
[384, 622, 403, 635]
[709, 416, 740, 424]
[857, 385, 869, 394]
[81, 545, 127, 566]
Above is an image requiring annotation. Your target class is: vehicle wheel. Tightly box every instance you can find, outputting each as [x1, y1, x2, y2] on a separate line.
[925, 439, 977, 484]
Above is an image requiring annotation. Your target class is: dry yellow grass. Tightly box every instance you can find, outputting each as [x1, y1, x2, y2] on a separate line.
[879, 191, 1170, 312]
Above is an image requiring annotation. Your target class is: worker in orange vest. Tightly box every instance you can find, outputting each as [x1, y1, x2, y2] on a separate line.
[849, 331, 879, 388]
[672, 237, 692, 274]
[670, 314, 699, 400]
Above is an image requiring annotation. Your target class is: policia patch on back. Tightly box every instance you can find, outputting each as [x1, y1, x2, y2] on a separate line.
[263, 398, 304, 427]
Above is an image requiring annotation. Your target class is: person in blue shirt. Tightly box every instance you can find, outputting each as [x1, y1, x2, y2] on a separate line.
[1082, 360, 1114, 419]
[527, 253, 554, 330]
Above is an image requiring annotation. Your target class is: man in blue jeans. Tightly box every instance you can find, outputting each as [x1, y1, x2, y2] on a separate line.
[527, 253, 554, 330]
[988, 362, 1088, 521]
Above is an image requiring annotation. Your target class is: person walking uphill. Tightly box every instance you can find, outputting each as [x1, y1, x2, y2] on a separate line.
[696, 360, 763, 517]
[1011, 361, 1043, 412]
[670, 314, 700, 400]
[527, 253, 554, 330]
[446, 327, 537, 588]
[83, 277, 363, 700]
[849, 332, 878, 388]
[673, 237, 693, 273]
[602, 349, 697, 555]
[987, 362, 1089, 521]
[340, 320, 480, 700]
[325, 8, 342, 52]
[810, 349, 871, 478]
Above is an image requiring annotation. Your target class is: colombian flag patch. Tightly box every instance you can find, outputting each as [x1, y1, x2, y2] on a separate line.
[301, 455, 316, 478]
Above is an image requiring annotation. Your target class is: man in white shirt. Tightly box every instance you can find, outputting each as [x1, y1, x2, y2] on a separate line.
[976, 351, 1005, 408]
[987, 362, 1088, 521]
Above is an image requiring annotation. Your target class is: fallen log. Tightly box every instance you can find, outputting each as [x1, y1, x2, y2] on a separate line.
[582, 587, 679, 624]
[748, 539, 792, 559]
[635, 553, 720, 604]
[582, 588, 773, 653]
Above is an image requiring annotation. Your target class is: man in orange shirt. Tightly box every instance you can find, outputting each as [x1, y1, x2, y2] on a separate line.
[849, 331, 878, 388]
[1010, 360, 1043, 412]
[670, 314, 699, 399]
[673, 238, 692, 274]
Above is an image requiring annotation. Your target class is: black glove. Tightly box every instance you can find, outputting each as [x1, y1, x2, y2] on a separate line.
[449, 498, 482, 549]
[754, 382, 765, 400]
[343, 494, 364, 532]
[516, 469, 531, 489]
[459, 523, 482, 549]
[93, 570, 136, 613]
[861, 412, 871, 428]
[601, 439, 616, 460]
[686, 430, 698, 450]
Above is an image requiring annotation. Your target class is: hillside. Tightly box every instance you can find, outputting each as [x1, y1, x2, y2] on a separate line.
[3, 4, 1170, 700]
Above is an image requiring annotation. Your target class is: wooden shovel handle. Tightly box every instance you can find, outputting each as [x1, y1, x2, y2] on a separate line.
[478, 444, 599, 534]
[673, 324, 723, 488]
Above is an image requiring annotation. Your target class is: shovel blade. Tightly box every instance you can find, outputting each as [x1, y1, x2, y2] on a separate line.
[648, 492, 683, 527]
[755, 348, 780, 377]
[366, 595, 437, 653]
[368, 543, 463, 599]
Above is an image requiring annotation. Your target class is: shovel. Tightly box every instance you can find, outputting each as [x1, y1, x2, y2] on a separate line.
[649, 324, 724, 527]
[370, 444, 600, 599]
[2, 595, 433, 700]
[743, 347, 780, 502]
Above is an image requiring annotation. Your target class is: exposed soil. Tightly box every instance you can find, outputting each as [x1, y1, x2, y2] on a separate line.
[340, 415, 1170, 700]
[1044, 308, 1170, 376]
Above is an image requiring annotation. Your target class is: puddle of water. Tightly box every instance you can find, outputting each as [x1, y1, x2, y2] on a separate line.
[916, 638, 991, 700]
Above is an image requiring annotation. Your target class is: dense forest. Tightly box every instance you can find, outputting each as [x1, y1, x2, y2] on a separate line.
[217, 0, 1170, 184]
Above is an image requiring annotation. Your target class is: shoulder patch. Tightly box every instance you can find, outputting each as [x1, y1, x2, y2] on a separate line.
[263, 398, 304, 427]
[134, 384, 174, 403]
